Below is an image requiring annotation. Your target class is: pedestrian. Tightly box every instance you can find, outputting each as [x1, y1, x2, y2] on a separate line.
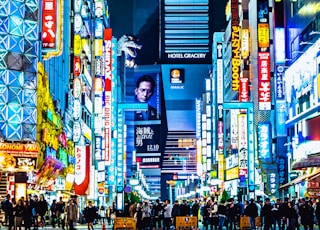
[65, 199, 78, 230]
[83, 201, 98, 230]
[271, 198, 282, 230]
[244, 199, 258, 230]
[171, 200, 180, 227]
[141, 201, 152, 230]
[50, 199, 58, 228]
[1, 194, 11, 226]
[24, 197, 33, 230]
[286, 201, 298, 230]
[261, 198, 273, 230]
[298, 198, 314, 230]
[106, 206, 112, 225]
[152, 199, 163, 229]
[163, 199, 172, 230]
[191, 199, 200, 217]
[315, 198, 320, 228]
[217, 200, 227, 230]
[14, 198, 25, 230]
[56, 197, 65, 229]
[135, 202, 143, 230]
[227, 198, 239, 230]
[35, 194, 48, 227]
[99, 206, 106, 224]
[180, 200, 190, 216]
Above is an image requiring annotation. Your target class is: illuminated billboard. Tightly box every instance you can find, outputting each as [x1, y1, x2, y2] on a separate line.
[42, 0, 63, 59]
[0, 0, 39, 141]
[133, 72, 162, 167]
[160, 0, 213, 64]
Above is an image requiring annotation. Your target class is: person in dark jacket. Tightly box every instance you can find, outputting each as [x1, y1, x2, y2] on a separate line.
[227, 198, 239, 230]
[24, 197, 33, 230]
[50, 199, 58, 228]
[152, 199, 163, 229]
[298, 198, 314, 230]
[83, 201, 98, 230]
[261, 198, 273, 230]
[180, 200, 190, 216]
[171, 200, 180, 227]
[14, 198, 25, 230]
[218, 200, 227, 230]
[244, 199, 258, 230]
[191, 199, 200, 217]
[35, 194, 48, 227]
[286, 201, 298, 230]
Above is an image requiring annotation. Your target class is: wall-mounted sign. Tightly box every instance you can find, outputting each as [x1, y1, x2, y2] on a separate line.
[73, 78, 82, 98]
[74, 56, 82, 77]
[73, 99, 81, 120]
[73, 121, 81, 142]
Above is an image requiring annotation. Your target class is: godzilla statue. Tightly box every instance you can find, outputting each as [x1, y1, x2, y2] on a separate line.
[117, 35, 142, 58]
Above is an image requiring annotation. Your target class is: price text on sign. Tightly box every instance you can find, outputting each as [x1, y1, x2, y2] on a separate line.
[175, 216, 198, 228]
[113, 217, 136, 229]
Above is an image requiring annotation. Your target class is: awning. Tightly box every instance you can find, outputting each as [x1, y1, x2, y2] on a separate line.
[279, 167, 320, 189]
[292, 156, 320, 170]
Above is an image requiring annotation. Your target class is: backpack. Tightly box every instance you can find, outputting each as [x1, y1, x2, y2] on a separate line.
[1, 199, 8, 212]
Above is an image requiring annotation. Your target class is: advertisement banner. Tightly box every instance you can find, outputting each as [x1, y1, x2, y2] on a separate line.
[258, 52, 271, 110]
[74, 145, 90, 195]
[257, 122, 271, 160]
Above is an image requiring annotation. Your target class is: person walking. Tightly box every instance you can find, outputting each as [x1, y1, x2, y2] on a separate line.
[163, 199, 172, 230]
[50, 199, 58, 228]
[141, 201, 152, 230]
[106, 206, 112, 226]
[35, 194, 48, 227]
[65, 199, 78, 230]
[152, 199, 163, 229]
[286, 201, 299, 230]
[13, 198, 25, 230]
[217, 200, 227, 230]
[261, 198, 273, 230]
[56, 197, 65, 229]
[99, 206, 106, 224]
[83, 201, 98, 230]
[24, 197, 33, 230]
[299, 198, 314, 230]
[244, 199, 258, 230]
[227, 198, 239, 230]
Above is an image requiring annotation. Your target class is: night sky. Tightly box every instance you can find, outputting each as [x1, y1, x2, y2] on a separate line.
[108, 0, 228, 65]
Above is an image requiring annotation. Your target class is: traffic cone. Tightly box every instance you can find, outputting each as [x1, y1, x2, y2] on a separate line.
[102, 221, 106, 230]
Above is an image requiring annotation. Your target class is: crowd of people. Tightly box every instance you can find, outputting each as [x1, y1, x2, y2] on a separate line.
[114, 196, 320, 230]
[0, 193, 78, 230]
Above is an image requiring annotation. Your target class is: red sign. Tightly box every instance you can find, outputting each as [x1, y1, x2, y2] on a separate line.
[104, 29, 112, 165]
[73, 56, 82, 77]
[258, 52, 271, 110]
[239, 77, 249, 102]
[42, 0, 57, 48]
[74, 145, 90, 195]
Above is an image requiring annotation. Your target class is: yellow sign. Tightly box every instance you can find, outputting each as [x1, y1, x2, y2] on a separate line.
[113, 217, 136, 229]
[175, 216, 198, 229]
[226, 167, 239, 181]
[258, 23, 270, 48]
[0, 143, 39, 158]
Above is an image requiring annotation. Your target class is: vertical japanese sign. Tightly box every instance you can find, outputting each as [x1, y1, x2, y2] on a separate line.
[74, 145, 90, 195]
[231, 0, 241, 92]
[258, 52, 271, 110]
[238, 114, 248, 186]
[42, 0, 62, 59]
[268, 172, 278, 195]
[278, 156, 287, 187]
[257, 122, 271, 160]
[257, 0, 271, 110]
[104, 28, 112, 165]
